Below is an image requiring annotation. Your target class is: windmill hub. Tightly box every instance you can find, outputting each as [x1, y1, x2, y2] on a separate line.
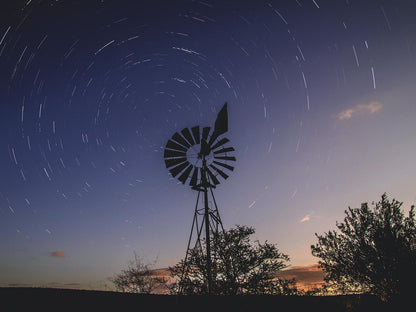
[185, 143, 213, 167]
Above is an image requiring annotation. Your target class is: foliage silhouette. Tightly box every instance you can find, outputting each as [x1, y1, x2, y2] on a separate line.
[311, 193, 416, 301]
[113, 253, 167, 294]
[169, 225, 297, 295]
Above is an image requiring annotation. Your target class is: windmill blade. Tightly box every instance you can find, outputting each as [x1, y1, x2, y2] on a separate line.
[164, 149, 186, 158]
[172, 132, 190, 148]
[202, 127, 211, 142]
[214, 155, 236, 162]
[189, 167, 199, 186]
[210, 164, 229, 179]
[206, 167, 220, 185]
[178, 164, 193, 184]
[169, 161, 190, 177]
[181, 128, 195, 145]
[213, 147, 235, 155]
[191, 126, 200, 144]
[165, 157, 187, 169]
[166, 139, 187, 152]
[210, 137, 230, 150]
[213, 160, 234, 171]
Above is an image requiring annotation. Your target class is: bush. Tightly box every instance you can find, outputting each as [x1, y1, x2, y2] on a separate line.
[170, 225, 297, 295]
[311, 193, 416, 301]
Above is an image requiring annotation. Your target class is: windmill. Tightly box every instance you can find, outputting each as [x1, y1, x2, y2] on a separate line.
[164, 102, 235, 293]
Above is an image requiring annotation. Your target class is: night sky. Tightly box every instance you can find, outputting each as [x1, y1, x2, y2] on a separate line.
[1, 0, 415, 290]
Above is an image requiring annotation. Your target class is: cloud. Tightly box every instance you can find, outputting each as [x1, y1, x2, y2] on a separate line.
[50, 251, 65, 258]
[300, 214, 311, 223]
[276, 264, 326, 290]
[337, 101, 382, 120]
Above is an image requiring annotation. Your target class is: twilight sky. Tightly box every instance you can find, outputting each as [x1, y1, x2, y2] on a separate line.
[1, 0, 415, 290]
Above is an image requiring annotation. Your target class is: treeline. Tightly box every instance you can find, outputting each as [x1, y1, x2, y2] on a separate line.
[114, 193, 416, 304]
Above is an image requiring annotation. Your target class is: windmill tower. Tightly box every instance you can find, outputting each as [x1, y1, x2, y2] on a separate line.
[164, 103, 236, 294]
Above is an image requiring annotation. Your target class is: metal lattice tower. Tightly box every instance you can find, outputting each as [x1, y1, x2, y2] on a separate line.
[163, 103, 235, 294]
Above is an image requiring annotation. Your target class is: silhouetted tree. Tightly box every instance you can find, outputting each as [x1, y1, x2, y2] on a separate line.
[170, 225, 297, 295]
[311, 193, 416, 301]
[113, 253, 167, 294]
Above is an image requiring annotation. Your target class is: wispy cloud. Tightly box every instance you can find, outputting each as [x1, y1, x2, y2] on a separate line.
[337, 101, 382, 120]
[50, 251, 65, 258]
[300, 214, 311, 223]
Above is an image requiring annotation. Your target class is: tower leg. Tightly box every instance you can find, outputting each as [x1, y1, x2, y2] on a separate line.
[204, 183, 212, 294]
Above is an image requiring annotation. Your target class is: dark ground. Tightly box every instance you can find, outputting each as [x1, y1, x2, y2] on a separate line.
[0, 287, 404, 311]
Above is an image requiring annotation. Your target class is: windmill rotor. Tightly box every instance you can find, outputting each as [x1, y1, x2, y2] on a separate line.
[164, 103, 235, 189]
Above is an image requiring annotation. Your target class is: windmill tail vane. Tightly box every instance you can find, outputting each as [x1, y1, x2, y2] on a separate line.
[163, 102, 236, 294]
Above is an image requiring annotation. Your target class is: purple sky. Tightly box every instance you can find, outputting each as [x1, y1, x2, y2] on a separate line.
[1, 0, 415, 290]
